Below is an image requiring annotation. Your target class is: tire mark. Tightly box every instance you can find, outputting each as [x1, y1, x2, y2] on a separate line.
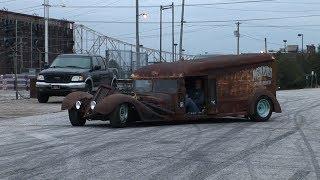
[294, 115, 320, 180]
[288, 170, 311, 180]
[188, 129, 297, 180]
[149, 124, 251, 178]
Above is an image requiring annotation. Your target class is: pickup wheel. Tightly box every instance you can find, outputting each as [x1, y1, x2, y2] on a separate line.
[68, 108, 86, 126]
[85, 82, 92, 94]
[110, 103, 129, 128]
[37, 93, 49, 103]
[250, 96, 273, 122]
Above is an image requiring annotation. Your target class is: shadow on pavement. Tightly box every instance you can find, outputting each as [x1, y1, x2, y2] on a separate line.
[85, 118, 255, 129]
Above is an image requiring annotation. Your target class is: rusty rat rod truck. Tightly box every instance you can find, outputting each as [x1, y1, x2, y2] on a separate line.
[61, 54, 281, 128]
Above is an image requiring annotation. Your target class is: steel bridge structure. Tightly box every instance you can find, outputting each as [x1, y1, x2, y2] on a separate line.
[73, 24, 195, 77]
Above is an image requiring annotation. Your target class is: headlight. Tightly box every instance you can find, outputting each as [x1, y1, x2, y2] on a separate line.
[90, 101, 96, 110]
[75, 101, 82, 110]
[37, 75, 44, 81]
[71, 76, 84, 82]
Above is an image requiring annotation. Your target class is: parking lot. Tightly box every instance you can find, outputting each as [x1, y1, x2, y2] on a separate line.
[0, 89, 320, 179]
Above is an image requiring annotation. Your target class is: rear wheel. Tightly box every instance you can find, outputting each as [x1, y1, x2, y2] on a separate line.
[250, 96, 273, 122]
[110, 103, 129, 128]
[37, 93, 49, 103]
[68, 108, 86, 126]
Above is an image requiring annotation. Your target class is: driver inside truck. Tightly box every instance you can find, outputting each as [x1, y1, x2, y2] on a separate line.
[185, 80, 205, 113]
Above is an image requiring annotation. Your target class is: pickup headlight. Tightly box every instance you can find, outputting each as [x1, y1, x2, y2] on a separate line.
[71, 76, 84, 82]
[37, 75, 44, 81]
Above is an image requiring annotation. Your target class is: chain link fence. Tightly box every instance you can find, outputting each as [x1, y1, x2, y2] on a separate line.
[106, 50, 148, 79]
[0, 74, 33, 100]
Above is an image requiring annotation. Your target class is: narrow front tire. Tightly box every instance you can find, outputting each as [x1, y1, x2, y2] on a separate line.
[69, 108, 86, 126]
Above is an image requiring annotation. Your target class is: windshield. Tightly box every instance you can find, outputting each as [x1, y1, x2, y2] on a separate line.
[50, 56, 91, 69]
[134, 79, 178, 93]
[154, 80, 178, 93]
[134, 80, 152, 93]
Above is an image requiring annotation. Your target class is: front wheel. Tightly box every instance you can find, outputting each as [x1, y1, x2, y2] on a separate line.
[110, 103, 129, 128]
[68, 108, 86, 126]
[37, 93, 49, 103]
[250, 96, 273, 122]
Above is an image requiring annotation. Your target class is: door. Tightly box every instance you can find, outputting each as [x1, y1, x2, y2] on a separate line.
[184, 76, 206, 114]
[91, 57, 101, 88]
[207, 78, 218, 114]
[97, 56, 113, 85]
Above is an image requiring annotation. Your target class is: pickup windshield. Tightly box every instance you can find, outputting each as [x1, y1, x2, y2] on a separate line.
[50, 56, 91, 69]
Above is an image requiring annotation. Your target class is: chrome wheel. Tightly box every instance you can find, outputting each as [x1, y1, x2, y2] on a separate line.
[257, 99, 271, 118]
[119, 104, 129, 123]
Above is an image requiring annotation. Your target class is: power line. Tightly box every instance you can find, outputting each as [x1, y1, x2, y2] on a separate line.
[0, 0, 17, 3]
[242, 33, 282, 46]
[52, 0, 277, 9]
[72, 14, 320, 24]
[213, 6, 320, 13]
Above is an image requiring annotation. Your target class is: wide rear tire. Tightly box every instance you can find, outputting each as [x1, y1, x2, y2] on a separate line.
[110, 103, 129, 128]
[250, 96, 273, 122]
[68, 108, 86, 126]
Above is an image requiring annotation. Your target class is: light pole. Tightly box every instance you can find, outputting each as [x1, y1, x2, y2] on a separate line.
[136, 0, 140, 68]
[160, 3, 174, 62]
[179, 0, 185, 60]
[283, 40, 287, 53]
[234, 22, 241, 55]
[298, 33, 304, 53]
[174, 43, 178, 61]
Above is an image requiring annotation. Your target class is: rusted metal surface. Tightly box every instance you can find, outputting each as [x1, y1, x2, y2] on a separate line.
[94, 93, 165, 121]
[133, 54, 275, 79]
[61, 92, 93, 110]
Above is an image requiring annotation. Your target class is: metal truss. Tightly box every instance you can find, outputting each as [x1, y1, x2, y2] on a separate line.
[73, 24, 196, 68]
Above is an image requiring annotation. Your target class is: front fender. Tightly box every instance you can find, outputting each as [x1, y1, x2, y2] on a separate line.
[248, 89, 282, 115]
[94, 94, 165, 120]
[61, 91, 93, 110]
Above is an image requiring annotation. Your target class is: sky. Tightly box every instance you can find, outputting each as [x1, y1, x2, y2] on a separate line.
[2, 0, 320, 55]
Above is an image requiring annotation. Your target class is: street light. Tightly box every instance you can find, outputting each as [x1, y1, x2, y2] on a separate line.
[160, 3, 174, 62]
[283, 40, 287, 53]
[140, 12, 148, 20]
[298, 33, 304, 53]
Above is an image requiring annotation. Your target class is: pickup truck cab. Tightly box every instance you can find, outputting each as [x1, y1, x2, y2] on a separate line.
[36, 54, 116, 103]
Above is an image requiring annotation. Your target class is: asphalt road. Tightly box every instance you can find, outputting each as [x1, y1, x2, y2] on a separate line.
[1, 89, 320, 179]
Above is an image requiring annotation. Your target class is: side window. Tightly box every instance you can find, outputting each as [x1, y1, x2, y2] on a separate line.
[92, 57, 99, 68]
[97, 57, 106, 70]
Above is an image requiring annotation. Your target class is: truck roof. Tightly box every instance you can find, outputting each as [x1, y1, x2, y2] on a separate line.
[133, 53, 275, 79]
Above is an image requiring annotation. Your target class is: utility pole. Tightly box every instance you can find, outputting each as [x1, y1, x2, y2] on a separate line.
[14, 19, 18, 100]
[171, 2, 174, 62]
[136, 0, 141, 68]
[264, 38, 268, 53]
[30, 21, 33, 68]
[179, 0, 185, 60]
[20, 37, 23, 72]
[174, 43, 178, 61]
[160, 3, 174, 62]
[44, 0, 49, 64]
[235, 22, 241, 55]
[298, 33, 304, 53]
[160, 5, 163, 62]
[283, 40, 287, 53]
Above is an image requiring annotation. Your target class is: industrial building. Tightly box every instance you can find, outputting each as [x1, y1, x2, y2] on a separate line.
[0, 10, 74, 74]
